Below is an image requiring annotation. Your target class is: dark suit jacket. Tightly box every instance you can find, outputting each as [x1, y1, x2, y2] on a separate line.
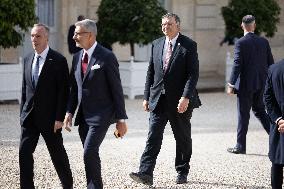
[67, 25, 82, 54]
[229, 33, 274, 92]
[144, 34, 201, 112]
[67, 43, 127, 126]
[20, 48, 69, 131]
[264, 59, 284, 164]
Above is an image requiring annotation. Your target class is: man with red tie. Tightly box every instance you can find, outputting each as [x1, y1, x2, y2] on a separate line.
[129, 13, 201, 185]
[64, 19, 128, 189]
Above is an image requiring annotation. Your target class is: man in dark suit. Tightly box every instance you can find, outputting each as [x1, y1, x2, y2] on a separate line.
[227, 15, 274, 154]
[264, 59, 284, 189]
[19, 24, 73, 189]
[67, 15, 85, 54]
[129, 13, 201, 185]
[64, 19, 128, 189]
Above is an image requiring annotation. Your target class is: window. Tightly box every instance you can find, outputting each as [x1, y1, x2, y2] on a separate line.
[158, 0, 165, 7]
[158, 0, 170, 11]
[36, 0, 54, 27]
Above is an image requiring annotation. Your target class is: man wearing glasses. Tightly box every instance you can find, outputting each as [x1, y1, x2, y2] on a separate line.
[64, 19, 128, 189]
[129, 13, 201, 186]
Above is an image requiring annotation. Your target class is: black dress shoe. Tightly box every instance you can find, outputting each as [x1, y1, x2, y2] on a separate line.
[227, 147, 246, 154]
[176, 174, 187, 184]
[129, 172, 153, 185]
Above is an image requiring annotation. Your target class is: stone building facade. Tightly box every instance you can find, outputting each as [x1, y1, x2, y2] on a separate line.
[1, 0, 284, 87]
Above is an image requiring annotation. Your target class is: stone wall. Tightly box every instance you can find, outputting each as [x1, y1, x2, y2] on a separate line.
[0, 48, 20, 63]
[1, 0, 284, 76]
[269, 0, 284, 63]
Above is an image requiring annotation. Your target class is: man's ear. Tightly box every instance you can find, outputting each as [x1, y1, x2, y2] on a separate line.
[177, 24, 181, 30]
[241, 23, 244, 30]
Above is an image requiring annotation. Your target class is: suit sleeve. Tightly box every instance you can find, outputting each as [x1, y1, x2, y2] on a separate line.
[263, 68, 282, 123]
[105, 53, 128, 120]
[67, 56, 78, 115]
[182, 41, 199, 98]
[55, 57, 70, 121]
[266, 40, 274, 66]
[144, 43, 155, 101]
[229, 40, 242, 85]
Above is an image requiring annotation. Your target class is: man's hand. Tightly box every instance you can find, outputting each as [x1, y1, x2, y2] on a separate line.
[227, 85, 234, 95]
[143, 100, 150, 112]
[177, 97, 189, 113]
[115, 121, 128, 138]
[63, 113, 73, 132]
[277, 119, 284, 133]
[54, 121, 63, 133]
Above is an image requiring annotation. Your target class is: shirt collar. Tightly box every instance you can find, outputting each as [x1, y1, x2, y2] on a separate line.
[166, 33, 179, 46]
[83, 41, 97, 60]
[35, 46, 49, 59]
[244, 31, 254, 36]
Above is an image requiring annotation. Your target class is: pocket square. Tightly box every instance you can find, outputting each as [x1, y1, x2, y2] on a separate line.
[91, 64, 101, 70]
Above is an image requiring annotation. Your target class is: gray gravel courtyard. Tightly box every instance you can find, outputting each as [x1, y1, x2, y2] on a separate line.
[0, 92, 271, 188]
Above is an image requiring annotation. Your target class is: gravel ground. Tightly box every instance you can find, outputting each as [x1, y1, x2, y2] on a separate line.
[0, 92, 271, 189]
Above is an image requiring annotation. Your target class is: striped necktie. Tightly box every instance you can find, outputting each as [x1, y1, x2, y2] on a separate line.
[164, 41, 172, 71]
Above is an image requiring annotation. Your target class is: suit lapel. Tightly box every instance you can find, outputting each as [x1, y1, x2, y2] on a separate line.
[158, 37, 165, 71]
[26, 54, 34, 89]
[41, 49, 52, 71]
[82, 44, 101, 82]
[164, 35, 182, 74]
[75, 51, 84, 84]
[37, 49, 53, 87]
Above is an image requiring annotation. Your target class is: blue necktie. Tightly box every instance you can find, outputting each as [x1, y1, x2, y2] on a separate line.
[33, 55, 41, 87]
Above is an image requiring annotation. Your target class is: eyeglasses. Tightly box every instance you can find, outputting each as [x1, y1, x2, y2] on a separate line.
[161, 23, 175, 27]
[73, 31, 90, 36]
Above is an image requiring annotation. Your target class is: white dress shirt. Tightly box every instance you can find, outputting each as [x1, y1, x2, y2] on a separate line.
[32, 46, 49, 77]
[82, 41, 97, 63]
[163, 33, 179, 63]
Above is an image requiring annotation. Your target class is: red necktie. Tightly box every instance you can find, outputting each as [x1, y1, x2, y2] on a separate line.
[82, 52, 88, 75]
[164, 41, 172, 71]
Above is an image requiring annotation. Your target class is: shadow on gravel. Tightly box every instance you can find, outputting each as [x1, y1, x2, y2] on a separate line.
[189, 181, 270, 189]
[143, 181, 270, 189]
[0, 140, 19, 147]
[245, 153, 268, 157]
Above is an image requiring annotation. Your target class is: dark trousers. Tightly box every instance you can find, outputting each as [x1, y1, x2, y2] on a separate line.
[139, 95, 193, 176]
[19, 115, 73, 189]
[78, 121, 110, 189]
[271, 163, 284, 189]
[236, 89, 270, 150]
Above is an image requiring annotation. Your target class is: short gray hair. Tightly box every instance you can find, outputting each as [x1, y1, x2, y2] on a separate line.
[75, 19, 97, 35]
[33, 23, 49, 36]
[242, 15, 256, 25]
[162, 13, 181, 26]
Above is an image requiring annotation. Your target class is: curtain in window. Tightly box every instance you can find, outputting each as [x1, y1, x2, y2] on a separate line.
[36, 0, 54, 27]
